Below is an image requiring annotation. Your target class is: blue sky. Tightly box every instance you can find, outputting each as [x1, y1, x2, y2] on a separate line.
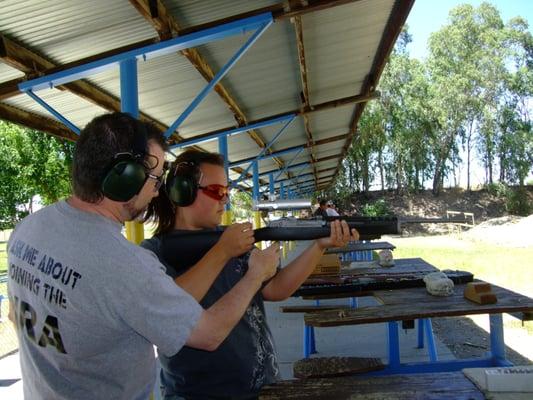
[406, 0, 533, 60]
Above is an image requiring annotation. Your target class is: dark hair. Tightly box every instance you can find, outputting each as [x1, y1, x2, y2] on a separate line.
[319, 199, 327, 207]
[71, 112, 167, 203]
[145, 149, 225, 236]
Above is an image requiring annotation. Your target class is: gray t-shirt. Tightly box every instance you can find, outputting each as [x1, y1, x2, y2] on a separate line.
[7, 200, 203, 400]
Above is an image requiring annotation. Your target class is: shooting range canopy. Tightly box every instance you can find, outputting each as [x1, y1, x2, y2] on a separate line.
[0, 0, 414, 194]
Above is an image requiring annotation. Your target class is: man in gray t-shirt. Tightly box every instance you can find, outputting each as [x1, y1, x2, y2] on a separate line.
[7, 113, 278, 400]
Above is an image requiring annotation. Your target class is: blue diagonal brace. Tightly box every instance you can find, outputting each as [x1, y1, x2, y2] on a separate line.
[232, 115, 295, 185]
[273, 148, 305, 182]
[170, 114, 294, 149]
[164, 19, 273, 138]
[25, 90, 80, 134]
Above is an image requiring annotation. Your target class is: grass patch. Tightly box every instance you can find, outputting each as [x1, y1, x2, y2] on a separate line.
[389, 235, 533, 297]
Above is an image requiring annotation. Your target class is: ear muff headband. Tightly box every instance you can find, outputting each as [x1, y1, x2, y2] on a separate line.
[101, 123, 149, 202]
[166, 161, 201, 207]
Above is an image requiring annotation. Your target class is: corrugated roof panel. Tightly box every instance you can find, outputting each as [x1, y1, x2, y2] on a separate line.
[197, 21, 302, 120]
[0, 64, 24, 82]
[165, 0, 279, 28]
[0, 0, 156, 64]
[304, 0, 394, 104]
[4, 90, 107, 129]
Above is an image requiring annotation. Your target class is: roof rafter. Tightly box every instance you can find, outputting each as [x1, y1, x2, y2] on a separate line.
[292, 14, 319, 188]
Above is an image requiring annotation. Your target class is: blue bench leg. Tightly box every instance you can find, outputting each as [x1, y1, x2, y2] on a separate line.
[489, 314, 511, 366]
[303, 324, 311, 358]
[417, 318, 425, 348]
[387, 321, 401, 369]
[423, 318, 438, 362]
[310, 326, 316, 354]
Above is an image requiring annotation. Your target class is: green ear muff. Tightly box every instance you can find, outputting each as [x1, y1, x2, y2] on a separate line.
[165, 162, 200, 207]
[101, 159, 147, 202]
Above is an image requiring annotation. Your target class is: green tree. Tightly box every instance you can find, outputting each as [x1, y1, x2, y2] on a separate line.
[0, 121, 73, 229]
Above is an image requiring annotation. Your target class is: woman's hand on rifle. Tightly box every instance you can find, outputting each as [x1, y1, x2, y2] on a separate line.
[316, 219, 359, 250]
[216, 222, 255, 259]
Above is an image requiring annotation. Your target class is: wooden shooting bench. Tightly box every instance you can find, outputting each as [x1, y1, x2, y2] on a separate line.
[284, 258, 446, 359]
[259, 371, 484, 399]
[324, 241, 395, 255]
[304, 281, 533, 374]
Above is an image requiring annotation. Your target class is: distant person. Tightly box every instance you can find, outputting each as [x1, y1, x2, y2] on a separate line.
[313, 199, 328, 218]
[6, 112, 279, 400]
[326, 201, 340, 217]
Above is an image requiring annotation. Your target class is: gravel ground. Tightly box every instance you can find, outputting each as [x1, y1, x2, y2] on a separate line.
[432, 317, 532, 365]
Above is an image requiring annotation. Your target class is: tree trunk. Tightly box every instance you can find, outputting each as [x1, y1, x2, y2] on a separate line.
[379, 151, 385, 193]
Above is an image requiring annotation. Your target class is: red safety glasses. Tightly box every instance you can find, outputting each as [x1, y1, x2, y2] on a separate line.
[199, 184, 230, 201]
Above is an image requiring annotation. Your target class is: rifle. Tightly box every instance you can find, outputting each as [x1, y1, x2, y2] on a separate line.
[159, 215, 469, 268]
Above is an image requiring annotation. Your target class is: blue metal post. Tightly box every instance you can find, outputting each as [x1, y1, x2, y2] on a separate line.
[120, 59, 138, 117]
[219, 135, 230, 213]
[269, 173, 274, 197]
[252, 161, 260, 201]
[280, 181, 285, 199]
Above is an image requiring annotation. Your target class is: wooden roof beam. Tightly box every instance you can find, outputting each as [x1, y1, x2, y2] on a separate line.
[292, 15, 319, 187]
[0, 103, 78, 141]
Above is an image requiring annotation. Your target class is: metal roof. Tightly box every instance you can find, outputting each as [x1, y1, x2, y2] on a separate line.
[0, 0, 414, 194]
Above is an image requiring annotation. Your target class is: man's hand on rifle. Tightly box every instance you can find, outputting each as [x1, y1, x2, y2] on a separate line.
[247, 242, 280, 282]
[216, 222, 255, 259]
[316, 219, 359, 250]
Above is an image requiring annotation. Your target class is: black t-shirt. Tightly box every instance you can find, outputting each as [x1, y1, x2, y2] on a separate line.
[141, 229, 280, 399]
[314, 207, 328, 218]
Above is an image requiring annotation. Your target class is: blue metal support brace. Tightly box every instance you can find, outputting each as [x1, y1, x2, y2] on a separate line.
[489, 314, 511, 366]
[269, 173, 274, 197]
[229, 145, 304, 168]
[272, 148, 304, 182]
[280, 181, 285, 199]
[24, 90, 80, 134]
[232, 115, 295, 185]
[423, 319, 438, 362]
[164, 18, 273, 137]
[258, 160, 310, 177]
[170, 114, 294, 150]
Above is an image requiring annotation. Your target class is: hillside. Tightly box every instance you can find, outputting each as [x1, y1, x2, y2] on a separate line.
[342, 186, 533, 237]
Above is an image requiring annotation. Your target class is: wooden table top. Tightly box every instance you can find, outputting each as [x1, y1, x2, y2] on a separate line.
[305, 281, 533, 327]
[325, 241, 396, 254]
[259, 371, 484, 399]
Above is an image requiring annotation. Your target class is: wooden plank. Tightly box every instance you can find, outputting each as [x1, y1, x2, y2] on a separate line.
[325, 241, 396, 254]
[293, 356, 384, 379]
[305, 281, 533, 327]
[259, 371, 484, 399]
[279, 305, 351, 313]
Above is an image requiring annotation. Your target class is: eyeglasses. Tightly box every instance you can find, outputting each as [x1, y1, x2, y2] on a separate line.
[198, 184, 230, 201]
[146, 172, 165, 192]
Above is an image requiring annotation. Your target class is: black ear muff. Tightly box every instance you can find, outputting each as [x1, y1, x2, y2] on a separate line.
[165, 162, 200, 207]
[102, 157, 147, 202]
